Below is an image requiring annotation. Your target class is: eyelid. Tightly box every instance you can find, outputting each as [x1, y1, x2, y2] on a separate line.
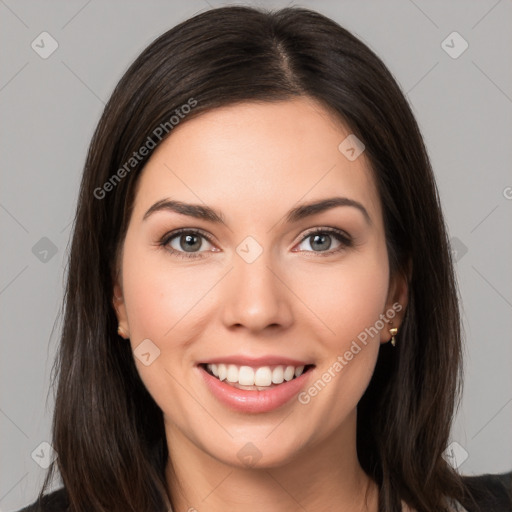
[297, 226, 351, 242]
[160, 227, 216, 245]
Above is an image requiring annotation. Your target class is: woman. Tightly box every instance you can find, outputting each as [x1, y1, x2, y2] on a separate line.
[17, 5, 511, 512]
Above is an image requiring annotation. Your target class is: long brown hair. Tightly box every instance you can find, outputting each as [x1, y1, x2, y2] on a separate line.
[39, 5, 473, 511]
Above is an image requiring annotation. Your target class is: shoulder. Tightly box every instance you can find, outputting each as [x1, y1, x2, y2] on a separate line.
[14, 487, 68, 512]
[15, 473, 511, 512]
[459, 471, 512, 512]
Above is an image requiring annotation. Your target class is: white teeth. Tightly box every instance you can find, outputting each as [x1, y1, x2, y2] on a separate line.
[271, 366, 284, 384]
[254, 367, 272, 386]
[283, 365, 295, 381]
[205, 363, 308, 387]
[217, 364, 227, 381]
[226, 364, 239, 383]
[238, 366, 255, 386]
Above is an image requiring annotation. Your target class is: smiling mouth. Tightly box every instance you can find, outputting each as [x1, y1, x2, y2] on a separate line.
[200, 363, 315, 391]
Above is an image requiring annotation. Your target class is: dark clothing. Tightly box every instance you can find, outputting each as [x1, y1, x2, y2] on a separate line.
[459, 472, 512, 511]
[15, 471, 512, 511]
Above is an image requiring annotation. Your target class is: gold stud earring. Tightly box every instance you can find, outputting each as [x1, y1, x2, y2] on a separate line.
[117, 325, 128, 338]
[389, 327, 398, 347]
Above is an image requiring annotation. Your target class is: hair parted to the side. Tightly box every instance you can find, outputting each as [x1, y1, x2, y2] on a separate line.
[38, 5, 476, 511]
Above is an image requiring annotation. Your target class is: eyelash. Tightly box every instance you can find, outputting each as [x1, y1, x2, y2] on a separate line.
[159, 227, 353, 260]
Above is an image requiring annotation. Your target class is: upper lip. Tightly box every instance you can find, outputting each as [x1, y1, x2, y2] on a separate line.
[198, 355, 314, 367]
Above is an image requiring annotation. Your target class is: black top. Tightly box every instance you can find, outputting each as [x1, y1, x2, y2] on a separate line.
[15, 471, 512, 511]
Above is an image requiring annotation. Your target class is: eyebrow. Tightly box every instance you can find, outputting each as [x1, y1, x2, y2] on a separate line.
[143, 196, 371, 226]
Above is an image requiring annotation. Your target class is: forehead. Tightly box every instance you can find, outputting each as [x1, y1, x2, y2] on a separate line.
[132, 97, 382, 226]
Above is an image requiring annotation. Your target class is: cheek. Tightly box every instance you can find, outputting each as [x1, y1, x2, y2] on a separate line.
[121, 242, 218, 341]
[119, 240, 212, 412]
[292, 251, 389, 430]
[290, 254, 389, 345]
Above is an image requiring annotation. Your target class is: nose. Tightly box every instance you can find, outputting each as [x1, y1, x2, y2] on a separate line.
[221, 249, 294, 333]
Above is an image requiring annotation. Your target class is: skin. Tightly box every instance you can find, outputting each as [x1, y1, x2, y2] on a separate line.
[113, 97, 408, 512]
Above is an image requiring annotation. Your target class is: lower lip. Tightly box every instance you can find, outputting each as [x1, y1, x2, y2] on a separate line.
[199, 365, 314, 413]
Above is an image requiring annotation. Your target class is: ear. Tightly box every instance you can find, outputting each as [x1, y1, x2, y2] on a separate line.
[112, 272, 130, 339]
[381, 261, 410, 343]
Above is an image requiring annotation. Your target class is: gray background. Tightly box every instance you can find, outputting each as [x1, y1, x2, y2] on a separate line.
[1, 0, 511, 510]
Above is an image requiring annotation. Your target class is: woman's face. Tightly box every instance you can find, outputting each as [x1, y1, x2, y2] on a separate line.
[114, 97, 407, 469]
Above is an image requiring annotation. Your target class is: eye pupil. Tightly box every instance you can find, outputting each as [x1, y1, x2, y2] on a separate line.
[311, 233, 331, 251]
[181, 234, 201, 252]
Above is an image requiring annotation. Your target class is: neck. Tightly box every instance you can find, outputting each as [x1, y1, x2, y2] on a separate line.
[164, 411, 379, 512]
